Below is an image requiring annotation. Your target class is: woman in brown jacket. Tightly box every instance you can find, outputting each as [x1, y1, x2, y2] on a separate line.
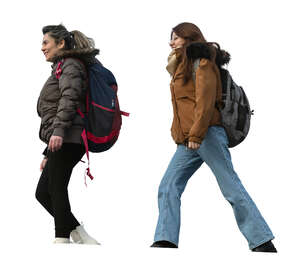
[36, 24, 99, 244]
[151, 22, 276, 252]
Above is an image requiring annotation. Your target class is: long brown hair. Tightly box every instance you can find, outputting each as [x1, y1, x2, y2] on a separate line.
[172, 22, 218, 84]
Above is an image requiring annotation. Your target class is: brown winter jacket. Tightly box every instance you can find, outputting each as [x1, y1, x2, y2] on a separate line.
[37, 48, 99, 145]
[170, 43, 228, 145]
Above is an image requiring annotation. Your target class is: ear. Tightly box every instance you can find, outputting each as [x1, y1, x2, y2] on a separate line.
[57, 39, 65, 49]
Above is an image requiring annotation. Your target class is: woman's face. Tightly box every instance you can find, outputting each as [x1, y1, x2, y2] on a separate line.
[41, 33, 65, 62]
[169, 32, 185, 49]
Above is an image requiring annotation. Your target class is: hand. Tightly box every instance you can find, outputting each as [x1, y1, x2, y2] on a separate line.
[40, 158, 48, 172]
[188, 141, 200, 150]
[48, 135, 63, 152]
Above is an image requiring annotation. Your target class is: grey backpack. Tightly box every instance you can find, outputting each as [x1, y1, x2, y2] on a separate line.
[193, 60, 253, 148]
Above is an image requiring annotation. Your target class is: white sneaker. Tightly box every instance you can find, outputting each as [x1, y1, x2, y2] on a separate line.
[53, 237, 71, 244]
[70, 224, 100, 245]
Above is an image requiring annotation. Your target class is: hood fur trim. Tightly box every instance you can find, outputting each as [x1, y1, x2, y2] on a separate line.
[53, 48, 100, 64]
[186, 42, 231, 66]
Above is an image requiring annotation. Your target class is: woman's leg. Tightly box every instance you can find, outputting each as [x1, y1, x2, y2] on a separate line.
[197, 126, 274, 249]
[154, 145, 203, 246]
[36, 162, 53, 215]
[45, 143, 85, 238]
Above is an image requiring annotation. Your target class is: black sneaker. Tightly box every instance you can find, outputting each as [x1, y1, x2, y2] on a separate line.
[150, 240, 178, 248]
[252, 240, 277, 253]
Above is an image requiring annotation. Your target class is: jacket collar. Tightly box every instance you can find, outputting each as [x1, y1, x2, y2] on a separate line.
[166, 47, 184, 77]
[51, 48, 100, 66]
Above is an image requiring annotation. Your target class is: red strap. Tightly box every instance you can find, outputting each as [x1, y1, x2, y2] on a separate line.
[86, 130, 119, 144]
[92, 101, 115, 112]
[77, 108, 85, 118]
[81, 129, 94, 186]
[120, 111, 130, 117]
[55, 60, 64, 79]
[91, 101, 129, 116]
[85, 167, 94, 186]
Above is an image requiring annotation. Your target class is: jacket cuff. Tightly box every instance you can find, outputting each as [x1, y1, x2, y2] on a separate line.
[188, 136, 203, 144]
[53, 127, 65, 138]
[42, 147, 48, 157]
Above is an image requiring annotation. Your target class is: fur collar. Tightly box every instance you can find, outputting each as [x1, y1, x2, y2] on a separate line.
[52, 48, 100, 65]
[186, 42, 231, 66]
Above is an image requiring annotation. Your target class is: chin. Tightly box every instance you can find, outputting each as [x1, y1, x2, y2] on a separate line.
[45, 57, 53, 62]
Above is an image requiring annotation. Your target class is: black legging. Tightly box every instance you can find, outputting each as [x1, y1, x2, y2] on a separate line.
[35, 143, 85, 238]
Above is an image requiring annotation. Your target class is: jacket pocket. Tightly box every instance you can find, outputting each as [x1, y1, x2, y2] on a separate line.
[175, 95, 189, 100]
[175, 97, 195, 134]
[173, 79, 195, 100]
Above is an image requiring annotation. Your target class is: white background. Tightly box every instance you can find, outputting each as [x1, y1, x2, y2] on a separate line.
[1, 0, 299, 265]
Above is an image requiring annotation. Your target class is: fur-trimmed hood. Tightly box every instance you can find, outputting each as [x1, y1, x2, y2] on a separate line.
[186, 42, 230, 67]
[52, 48, 100, 65]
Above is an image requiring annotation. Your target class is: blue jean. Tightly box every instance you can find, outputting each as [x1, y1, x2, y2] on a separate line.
[153, 126, 274, 249]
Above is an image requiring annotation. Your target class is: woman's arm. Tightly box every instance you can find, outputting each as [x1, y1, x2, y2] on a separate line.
[52, 59, 85, 139]
[188, 58, 217, 144]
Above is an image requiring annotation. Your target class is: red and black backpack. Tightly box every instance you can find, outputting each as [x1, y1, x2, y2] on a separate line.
[56, 59, 129, 182]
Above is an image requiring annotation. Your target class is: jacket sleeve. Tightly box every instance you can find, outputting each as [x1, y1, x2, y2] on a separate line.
[188, 59, 217, 144]
[52, 59, 85, 138]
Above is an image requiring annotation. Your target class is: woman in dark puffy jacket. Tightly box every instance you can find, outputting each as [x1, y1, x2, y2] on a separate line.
[36, 24, 99, 244]
[150, 22, 276, 252]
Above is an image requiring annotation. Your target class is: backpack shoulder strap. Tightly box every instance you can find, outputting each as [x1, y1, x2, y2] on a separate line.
[192, 59, 201, 83]
[193, 59, 225, 110]
[55, 59, 65, 79]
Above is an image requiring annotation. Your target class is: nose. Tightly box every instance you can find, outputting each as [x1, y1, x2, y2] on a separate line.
[169, 41, 174, 48]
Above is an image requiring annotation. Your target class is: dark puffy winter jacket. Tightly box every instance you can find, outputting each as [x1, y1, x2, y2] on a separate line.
[37, 48, 99, 146]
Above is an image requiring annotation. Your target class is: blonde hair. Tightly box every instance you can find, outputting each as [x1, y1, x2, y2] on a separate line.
[70, 30, 95, 50]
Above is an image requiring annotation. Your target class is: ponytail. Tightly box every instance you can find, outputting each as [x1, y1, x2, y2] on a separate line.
[70, 30, 95, 50]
